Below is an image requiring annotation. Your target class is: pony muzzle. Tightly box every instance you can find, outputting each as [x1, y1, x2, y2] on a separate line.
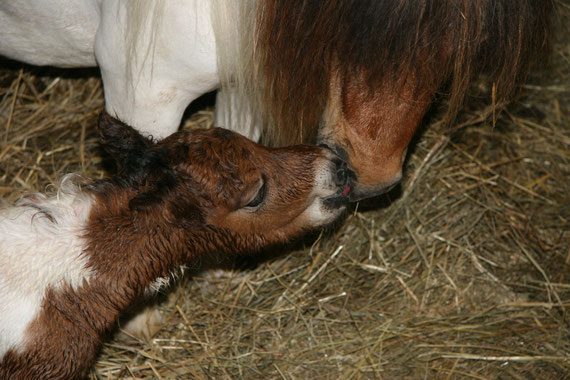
[321, 157, 355, 209]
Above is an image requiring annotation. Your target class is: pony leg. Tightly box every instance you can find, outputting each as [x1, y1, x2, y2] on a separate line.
[95, 0, 219, 139]
[215, 87, 262, 141]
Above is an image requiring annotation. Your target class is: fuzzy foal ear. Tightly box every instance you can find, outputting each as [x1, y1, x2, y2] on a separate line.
[98, 112, 153, 162]
[98, 112, 155, 177]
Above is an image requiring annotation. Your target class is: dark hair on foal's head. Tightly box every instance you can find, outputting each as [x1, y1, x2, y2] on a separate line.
[97, 112, 186, 213]
[98, 113, 162, 180]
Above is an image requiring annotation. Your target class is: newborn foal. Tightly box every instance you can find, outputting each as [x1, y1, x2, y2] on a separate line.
[0, 114, 350, 379]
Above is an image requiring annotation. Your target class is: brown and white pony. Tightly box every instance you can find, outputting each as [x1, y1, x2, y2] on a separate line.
[0, 0, 553, 201]
[0, 113, 350, 379]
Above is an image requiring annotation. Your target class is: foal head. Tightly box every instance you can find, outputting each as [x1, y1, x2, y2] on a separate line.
[98, 113, 351, 251]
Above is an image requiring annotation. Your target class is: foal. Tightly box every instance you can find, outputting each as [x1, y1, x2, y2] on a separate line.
[0, 113, 351, 379]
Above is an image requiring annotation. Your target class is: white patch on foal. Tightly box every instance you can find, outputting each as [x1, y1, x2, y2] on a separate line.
[304, 155, 348, 225]
[0, 176, 94, 356]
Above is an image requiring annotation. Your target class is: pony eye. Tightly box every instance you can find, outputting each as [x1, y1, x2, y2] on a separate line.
[244, 181, 266, 209]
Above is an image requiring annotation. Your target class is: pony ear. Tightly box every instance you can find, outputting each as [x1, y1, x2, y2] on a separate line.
[98, 112, 155, 179]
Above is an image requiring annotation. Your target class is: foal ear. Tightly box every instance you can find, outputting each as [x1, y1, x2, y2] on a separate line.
[98, 112, 155, 178]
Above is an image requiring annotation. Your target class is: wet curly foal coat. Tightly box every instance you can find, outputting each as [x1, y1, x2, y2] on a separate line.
[0, 114, 350, 379]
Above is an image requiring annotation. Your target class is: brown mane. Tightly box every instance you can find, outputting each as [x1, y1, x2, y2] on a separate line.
[253, 0, 553, 146]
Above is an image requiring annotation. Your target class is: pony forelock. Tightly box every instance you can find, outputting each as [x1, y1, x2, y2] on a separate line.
[214, 0, 553, 147]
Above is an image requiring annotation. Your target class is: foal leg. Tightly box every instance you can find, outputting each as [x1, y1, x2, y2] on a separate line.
[119, 306, 164, 341]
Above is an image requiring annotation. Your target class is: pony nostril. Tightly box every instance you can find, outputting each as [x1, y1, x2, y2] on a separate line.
[334, 160, 350, 186]
[336, 168, 346, 186]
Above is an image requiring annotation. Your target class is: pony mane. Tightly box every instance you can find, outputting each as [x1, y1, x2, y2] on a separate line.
[124, 1, 553, 146]
[123, 0, 166, 94]
[211, 1, 261, 140]
[214, 0, 553, 147]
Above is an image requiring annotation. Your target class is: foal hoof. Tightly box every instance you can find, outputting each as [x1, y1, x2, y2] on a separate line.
[118, 306, 164, 341]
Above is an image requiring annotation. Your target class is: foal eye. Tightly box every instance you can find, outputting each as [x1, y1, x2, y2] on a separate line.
[244, 181, 266, 209]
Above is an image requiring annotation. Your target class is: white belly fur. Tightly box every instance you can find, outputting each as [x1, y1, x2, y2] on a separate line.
[0, 178, 94, 356]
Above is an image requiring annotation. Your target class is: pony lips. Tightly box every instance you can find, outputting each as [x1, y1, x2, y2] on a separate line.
[323, 184, 352, 209]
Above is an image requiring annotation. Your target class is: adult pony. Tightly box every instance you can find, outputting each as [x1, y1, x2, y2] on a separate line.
[0, 0, 553, 200]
